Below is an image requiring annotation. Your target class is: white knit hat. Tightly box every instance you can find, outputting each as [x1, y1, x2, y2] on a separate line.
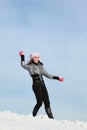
[30, 52, 40, 59]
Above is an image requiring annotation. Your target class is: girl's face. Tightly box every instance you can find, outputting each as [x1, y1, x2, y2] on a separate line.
[33, 56, 40, 63]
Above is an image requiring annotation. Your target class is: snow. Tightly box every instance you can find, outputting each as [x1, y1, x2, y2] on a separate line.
[0, 111, 87, 130]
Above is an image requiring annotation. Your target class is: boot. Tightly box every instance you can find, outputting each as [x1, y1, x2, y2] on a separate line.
[32, 106, 39, 117]
[45, 107, 54, 119]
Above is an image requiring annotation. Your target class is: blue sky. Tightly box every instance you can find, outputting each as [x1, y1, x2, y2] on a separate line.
[0, 0, 87, 121]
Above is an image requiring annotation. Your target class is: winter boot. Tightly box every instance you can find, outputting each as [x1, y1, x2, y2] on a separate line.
[45, 107, 54, 119]
[32, 107, 39, 117]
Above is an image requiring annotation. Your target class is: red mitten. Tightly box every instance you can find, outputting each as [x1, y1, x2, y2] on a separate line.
[19, 51, 24, 56]
[59, 77, 64, 82]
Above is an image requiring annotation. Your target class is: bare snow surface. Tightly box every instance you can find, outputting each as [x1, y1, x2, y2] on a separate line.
[0, 111, 87, 130]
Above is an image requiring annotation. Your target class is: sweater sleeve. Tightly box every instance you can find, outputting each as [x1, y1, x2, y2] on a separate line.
[42, 66, 59, 80]
[21, 61, 35, 76]
[43, 70, 53, 79]
[42, 67, 54, 79]
[53, 76, 59, 80]
[20, 55, 30, 70]
[21, 61, 30, 70]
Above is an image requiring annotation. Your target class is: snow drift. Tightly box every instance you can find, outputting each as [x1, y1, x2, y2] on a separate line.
[0, 111, 87, 130]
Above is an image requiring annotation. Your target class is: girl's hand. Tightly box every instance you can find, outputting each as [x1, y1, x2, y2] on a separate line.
[59, 77, 64, 82]
[19, 51, 24, 56]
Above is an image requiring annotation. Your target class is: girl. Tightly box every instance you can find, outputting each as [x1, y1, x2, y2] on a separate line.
[19, 51, 64, 119]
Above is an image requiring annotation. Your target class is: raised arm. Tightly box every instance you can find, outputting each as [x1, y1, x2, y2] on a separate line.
[19, 51, 29, 70]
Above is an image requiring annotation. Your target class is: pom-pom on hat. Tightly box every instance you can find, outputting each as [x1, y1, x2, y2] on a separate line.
[30, 52, 40, 59]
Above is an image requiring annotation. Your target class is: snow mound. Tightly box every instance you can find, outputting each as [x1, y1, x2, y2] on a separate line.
[0, 111, 87, 130]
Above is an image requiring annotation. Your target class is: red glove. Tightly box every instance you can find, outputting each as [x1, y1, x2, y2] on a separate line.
[59, 77, 64, 82]
[19, 51, 24, 56]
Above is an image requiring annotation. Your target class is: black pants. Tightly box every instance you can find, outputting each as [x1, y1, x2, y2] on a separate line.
[32, 81, 51, 116]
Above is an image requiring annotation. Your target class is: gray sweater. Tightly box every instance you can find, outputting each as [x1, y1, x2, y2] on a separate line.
[21, 61, 54, 81]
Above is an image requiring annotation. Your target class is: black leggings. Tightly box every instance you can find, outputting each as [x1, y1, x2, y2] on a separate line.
[32, 81, 50, 116]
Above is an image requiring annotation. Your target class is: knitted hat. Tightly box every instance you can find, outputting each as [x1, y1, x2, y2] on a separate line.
[30, 52, 40, 59]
